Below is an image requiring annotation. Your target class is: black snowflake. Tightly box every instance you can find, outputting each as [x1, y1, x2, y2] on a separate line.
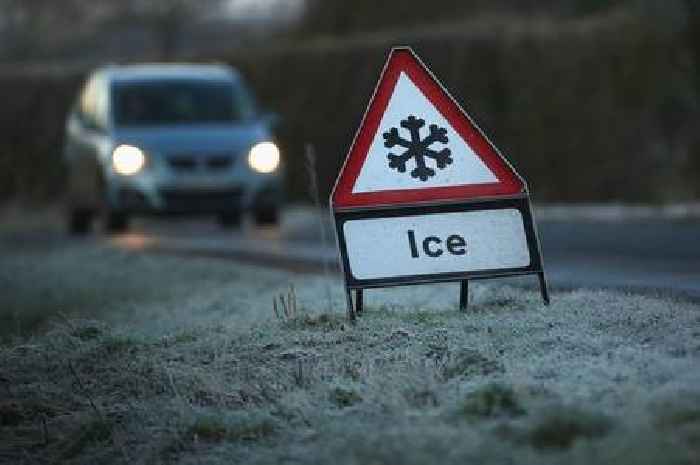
[383, 115, 452, 181]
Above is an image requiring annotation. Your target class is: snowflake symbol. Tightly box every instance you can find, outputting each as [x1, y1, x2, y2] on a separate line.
[383, 115, 452, 181]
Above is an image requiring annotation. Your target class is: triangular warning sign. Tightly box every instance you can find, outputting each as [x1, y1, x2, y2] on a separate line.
[332, 47, 526, 209]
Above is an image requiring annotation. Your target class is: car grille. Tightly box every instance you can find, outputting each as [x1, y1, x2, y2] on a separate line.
[206, 155, 232, 169]
[168, 153, 234, 172]
[159, 188, 242, 213]
[169, 156, 197, 171]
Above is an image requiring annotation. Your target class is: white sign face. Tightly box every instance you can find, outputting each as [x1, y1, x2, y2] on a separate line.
[342, 209, 530, 280]
[351, 72, 498, 194]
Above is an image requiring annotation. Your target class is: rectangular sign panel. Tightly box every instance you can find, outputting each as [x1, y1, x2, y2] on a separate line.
[342, 208, 530, 281]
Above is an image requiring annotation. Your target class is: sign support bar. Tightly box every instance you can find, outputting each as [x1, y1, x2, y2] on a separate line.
[345, 288, 356, 321]
[538, 272, 550, 305]
[459, 280, 469, 312]
[355, 289, 364, 315]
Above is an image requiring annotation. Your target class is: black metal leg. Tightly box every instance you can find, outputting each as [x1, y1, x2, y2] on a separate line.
[345, 288, 356, 321]
[355, 289, 364, 315]
[538, 272, 550, 305]
[459, 280, 469, 312]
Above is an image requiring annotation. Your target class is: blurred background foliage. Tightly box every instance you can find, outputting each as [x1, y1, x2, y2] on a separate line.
[299, 0, 628, 35]
[0, 0, 698, 204]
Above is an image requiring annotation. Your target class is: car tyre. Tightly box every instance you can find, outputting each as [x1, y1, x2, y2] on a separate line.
[68, 208, 94, 235]
[217, 211, 242, 229]
[104, 210, 130, 233]
[254, 207, 279, 226]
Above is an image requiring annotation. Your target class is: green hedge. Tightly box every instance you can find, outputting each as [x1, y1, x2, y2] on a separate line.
[1, 14, 697, 204]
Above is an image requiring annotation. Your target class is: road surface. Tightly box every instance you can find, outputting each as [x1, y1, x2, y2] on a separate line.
[109, 206, 700, 301]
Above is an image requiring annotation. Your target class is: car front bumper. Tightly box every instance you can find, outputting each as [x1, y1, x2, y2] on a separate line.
[106, 169, 283, 215]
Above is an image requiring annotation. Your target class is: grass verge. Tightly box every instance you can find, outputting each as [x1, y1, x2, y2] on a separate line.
[1, 237, 699, 464]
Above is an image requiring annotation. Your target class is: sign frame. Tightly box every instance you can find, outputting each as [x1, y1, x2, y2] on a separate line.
[330, 46, 549, 320]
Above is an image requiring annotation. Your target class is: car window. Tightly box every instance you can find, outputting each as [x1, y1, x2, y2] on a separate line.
[111, 79, 257, 127]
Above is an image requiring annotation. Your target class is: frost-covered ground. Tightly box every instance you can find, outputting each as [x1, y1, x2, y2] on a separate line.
[1, 238, 699, 464]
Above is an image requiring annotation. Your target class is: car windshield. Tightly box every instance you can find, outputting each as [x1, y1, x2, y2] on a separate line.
[112, 79, 257, 127]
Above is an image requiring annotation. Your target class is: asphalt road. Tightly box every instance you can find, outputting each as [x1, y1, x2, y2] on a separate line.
[538, 220, 700, 299]
[109, 207, 700, 301]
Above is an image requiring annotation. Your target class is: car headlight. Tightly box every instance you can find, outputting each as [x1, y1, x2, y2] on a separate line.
[248, 142, 280, 174]
[112, 144, 146, 176]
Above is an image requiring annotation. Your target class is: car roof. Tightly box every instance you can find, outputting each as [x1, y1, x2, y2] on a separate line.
[100, 64, 240, 83]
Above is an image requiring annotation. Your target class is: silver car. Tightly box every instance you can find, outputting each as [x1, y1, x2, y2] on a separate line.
[63, 63, 283, 233]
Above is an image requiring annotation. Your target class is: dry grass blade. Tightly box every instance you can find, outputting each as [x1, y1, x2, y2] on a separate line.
[272, 284, 300, 322]
[273, 298, 281, 320]
[305, 143, 336, 314]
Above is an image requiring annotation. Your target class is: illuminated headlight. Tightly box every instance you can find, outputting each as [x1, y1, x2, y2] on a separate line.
[248, 142, 280, 174]
[112, 144, 146, 176]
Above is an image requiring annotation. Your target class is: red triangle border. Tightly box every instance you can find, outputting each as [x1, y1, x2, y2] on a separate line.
[331, 47, 526, 209]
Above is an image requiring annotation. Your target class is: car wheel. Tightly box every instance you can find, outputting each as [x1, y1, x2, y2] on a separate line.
[104, 210, 130, 233]
[68, 208, 94, 235]
[254, 207, 279, 226]
[217, 211, 242, 229]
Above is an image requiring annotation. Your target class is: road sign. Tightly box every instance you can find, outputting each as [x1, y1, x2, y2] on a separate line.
[331, 47, 548, 320]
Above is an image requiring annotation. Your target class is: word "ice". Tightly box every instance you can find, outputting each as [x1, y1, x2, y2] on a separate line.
[407, 230, 467, 258]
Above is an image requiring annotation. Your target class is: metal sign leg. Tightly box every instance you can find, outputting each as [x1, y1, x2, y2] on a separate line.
[345, 288, 356, 321]
[459, 280, 469, 312]
[355, 289, 364, 315]
[538, 272, 550, 305]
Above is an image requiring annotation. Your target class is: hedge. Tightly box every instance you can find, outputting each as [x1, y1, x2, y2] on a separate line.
[1, 13, 697, 205]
